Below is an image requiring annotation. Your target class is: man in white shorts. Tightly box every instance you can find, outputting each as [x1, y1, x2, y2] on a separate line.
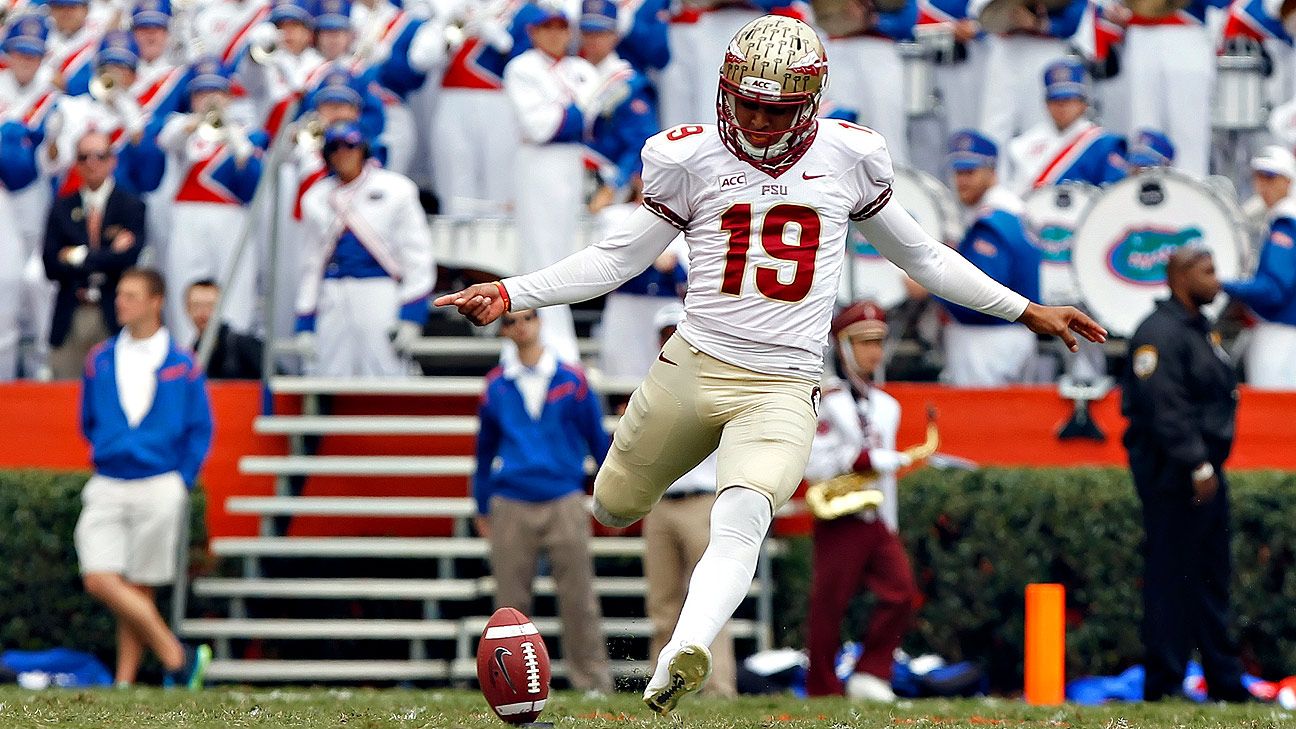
[76, 268, 213, 688]
[437, 14, 1107, 715]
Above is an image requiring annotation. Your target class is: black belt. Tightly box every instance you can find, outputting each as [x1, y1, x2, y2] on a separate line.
[661, 490, 712, 502]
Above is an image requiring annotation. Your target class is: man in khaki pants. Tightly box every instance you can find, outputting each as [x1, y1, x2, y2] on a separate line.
[641, 303, 737, 697]
[473, 309, 613, 694]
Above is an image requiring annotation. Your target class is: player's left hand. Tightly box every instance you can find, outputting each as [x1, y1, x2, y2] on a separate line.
[433, 282, 510, 326]
[1016, 303, 1107, 353]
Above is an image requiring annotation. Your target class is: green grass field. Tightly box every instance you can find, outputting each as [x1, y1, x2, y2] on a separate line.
[0, 688, 1286, 728]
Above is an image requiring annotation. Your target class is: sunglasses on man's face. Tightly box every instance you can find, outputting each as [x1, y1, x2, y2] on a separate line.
[500, 313, 538, 327]
[77, 151, 112, 163]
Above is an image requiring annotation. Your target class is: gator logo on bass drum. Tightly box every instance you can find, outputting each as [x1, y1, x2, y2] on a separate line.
[1106, 226, 1204, 285]
[1035, 226, 1074, 263]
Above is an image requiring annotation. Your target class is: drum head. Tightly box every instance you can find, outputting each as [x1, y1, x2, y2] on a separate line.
[1022, 182, 1099, 306]
[1071, 171, 1243, 337]
[846, 167, 957, 308]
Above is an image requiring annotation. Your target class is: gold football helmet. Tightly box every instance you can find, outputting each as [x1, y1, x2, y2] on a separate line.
[717, 15, 827, 174]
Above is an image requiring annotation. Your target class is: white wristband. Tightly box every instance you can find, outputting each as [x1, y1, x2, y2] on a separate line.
[1192, 462, 1214, 482]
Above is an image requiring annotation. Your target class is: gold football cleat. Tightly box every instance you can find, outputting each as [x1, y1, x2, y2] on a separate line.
[643, 643, 712, 716]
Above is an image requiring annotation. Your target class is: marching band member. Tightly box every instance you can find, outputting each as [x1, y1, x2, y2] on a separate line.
[334, 0, 450, 176]
[1004, 58, 1125, 195]
[267, 69, 370, 346]
[130, 0, 190, 274]
[804, 301, 918, 702]
[45, 31, 168, 197]
[238, 0, 325, 125]
[824, 0, 918, 165]
[941, 129, 1041, 385]
[1225, 146, 1296, 389]
[583, 0, 658, 205]
[1119, 0, 1229, 178]
[919, 0, 985, 132]
[973, 0, 1086, 149]
[179, 0, 271, 66]
[431, 0, 531, 217]
[295, 122, 435, 376]
[156, 55, 266, 346]
[2, 16, 61, 378]
[45, 0, 104, 97]
[503, 0, 618, 362]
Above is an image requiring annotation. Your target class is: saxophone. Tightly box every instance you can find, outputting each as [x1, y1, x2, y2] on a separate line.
[805, 406, 939, 521]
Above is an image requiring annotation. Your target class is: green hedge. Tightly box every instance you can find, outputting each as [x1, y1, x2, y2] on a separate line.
[0, 470, 207, 666]
[774, 467, 1296, 689]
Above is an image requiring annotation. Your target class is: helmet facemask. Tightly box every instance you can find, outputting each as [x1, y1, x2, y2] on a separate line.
[717, 79, 820, 174]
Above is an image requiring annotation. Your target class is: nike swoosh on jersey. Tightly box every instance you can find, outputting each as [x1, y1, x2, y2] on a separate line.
[802, 172, 826, 180]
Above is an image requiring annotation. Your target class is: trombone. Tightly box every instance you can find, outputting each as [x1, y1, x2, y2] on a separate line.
[805, 406, 940, 521]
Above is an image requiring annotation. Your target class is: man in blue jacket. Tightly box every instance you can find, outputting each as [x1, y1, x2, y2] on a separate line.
[75, 267, 213, 689]
[1224, 146, 1296, 389]
[941, 130, 1043, 385]
[474, 307, 613, 694]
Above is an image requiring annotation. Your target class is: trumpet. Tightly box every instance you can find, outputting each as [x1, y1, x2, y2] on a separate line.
[295, 114, 325, 149]
[805, 406, 940, 521]
[89, 72, 117, 102]
[249, 38, 277, 65]
[196, 107, 227, 143]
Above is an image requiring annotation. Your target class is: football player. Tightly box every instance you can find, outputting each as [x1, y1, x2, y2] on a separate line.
[437, 14, 1105, 714]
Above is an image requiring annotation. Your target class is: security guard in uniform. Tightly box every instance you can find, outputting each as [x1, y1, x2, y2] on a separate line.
[1121, 245, 1251, 703]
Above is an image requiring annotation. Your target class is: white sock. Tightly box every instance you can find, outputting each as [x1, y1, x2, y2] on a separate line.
[647, 487, 771, 689]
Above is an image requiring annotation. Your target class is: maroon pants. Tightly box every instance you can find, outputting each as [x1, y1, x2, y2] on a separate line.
[805, 515, 918, 696]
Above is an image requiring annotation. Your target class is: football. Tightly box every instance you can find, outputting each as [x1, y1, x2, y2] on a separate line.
[477, 607, 551, 724]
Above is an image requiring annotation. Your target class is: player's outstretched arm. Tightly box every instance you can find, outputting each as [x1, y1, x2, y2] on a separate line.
[435, 206, 679, 326]
[857, 200, 1107, 352]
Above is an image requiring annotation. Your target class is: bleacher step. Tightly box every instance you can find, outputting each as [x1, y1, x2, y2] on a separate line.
[193, 576, 766, 601]
[268, 375, 640, 398]
[239, 455, 475, 476]
[225, 496, 477, 518]
[206, 659, 449, 682]
[211, 536, 645, 559]
[253, 414, 622, 436]
[181, 619, 460, 640]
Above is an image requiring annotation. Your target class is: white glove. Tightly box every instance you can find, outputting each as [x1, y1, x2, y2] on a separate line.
[470, 16, 513, 53]
[113, 95, 146, 137]
[295, 331, 317, 360]
[65, 245, 89, 267]
[584, 62, 633, 119]
[228, 127, 255, 165]
[867, 448, 913, 474]
[388, 320, 421, 355]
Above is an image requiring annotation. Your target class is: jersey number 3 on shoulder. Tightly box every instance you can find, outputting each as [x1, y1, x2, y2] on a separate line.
[720, 203, 822, 303]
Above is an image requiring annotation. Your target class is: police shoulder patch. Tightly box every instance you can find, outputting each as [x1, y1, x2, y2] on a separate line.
[1133, 344, 1158, 379]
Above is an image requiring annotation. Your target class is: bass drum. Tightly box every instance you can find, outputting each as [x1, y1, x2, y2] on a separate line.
[1071, 170, 1244, 337]
[1021, 182, 1099, 306]
[844, 166, 959, 308]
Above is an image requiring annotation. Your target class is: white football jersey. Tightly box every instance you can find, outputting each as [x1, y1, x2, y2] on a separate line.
[641, 121, 894, 379]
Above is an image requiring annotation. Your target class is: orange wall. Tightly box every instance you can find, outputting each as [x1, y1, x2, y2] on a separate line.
[4, 382, 1295, 539]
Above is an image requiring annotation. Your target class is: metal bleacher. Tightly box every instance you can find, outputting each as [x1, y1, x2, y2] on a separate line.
[188, 363, 781, 684]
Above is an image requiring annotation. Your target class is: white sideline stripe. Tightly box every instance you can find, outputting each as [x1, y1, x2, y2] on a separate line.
[495, 699, 546, 716]
[483, 623, 538, 639]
